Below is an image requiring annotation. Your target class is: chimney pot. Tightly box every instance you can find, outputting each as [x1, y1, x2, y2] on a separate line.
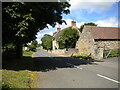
[71, 20, 76, 27]
[57, 27, 61, 31]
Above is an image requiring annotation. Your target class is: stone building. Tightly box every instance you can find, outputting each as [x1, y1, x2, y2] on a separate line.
[77, 26, 120, 59]
[52, 20, 80, 50]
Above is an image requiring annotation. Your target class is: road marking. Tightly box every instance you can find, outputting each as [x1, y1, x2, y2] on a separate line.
[76, 66, 83, 69]
[66, 63, 83, 69]
[97, 74, 120, 84]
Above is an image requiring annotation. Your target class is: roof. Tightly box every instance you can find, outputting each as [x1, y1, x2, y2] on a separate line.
[84, 26, 120, 39]
[53, 26, 79, 39]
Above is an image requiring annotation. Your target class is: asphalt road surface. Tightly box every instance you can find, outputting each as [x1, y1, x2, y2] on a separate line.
[32, 49, 119, 88]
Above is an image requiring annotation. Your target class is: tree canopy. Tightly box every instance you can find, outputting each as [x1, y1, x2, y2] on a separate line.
[57, 27, 79, 49]
[41, 34, 53, 50]
[2, 2, 70, 58]
[28, 40, 38, 51]
[79, 22, 97, 32]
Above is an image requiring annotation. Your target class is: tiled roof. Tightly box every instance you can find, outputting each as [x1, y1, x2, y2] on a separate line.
[53, 29, 65, 39]
[84, 26, 120, 39]
[53, 26, 72, 39]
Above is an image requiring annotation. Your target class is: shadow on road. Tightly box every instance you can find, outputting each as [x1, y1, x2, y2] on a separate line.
[3, 55, 99, 72]
[33, 57, 98, 72]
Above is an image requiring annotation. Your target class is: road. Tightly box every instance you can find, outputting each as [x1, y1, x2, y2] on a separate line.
[32, 49, 119, 88]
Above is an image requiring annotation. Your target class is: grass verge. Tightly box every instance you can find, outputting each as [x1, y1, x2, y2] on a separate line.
[2, 70, 37, 89]
[23, 51, 34, 57]
[73, 54, 93, 61]
[2, 51, 37, 89]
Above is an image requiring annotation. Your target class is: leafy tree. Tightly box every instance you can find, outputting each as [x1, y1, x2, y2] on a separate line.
[2, 2, 70, 58]
[28, 40, 38, 51]
[41, 34, 53, 50]
[79, 22, 97, 32]
[57, 27, 79, 50]
[37, 44, 42, 47]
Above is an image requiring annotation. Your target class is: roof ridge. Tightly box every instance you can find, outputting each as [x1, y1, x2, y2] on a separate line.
[84, 25, 119, 28]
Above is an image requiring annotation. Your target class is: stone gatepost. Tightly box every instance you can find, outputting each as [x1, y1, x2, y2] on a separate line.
[93, 44, 104, 60]
[97, 47, 104, 60]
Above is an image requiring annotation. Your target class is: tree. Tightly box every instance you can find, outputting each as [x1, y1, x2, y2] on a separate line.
[79, 22, 97, 32]
[57, 27, 79, 50]
[28, 40, 38, 51]
[41, 34, 53, 50]
[2, 2, 70, 58]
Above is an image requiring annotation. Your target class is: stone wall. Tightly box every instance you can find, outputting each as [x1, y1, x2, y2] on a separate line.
[95, 40, 120, 50]
[65, 48, 79, 56]
[52, 48, 78, 56]
[77, 27, 95, 56]
[52, 49, 66, 55]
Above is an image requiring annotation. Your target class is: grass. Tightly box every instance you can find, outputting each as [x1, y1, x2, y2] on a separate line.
[73, 54, 93, 61]
[2, 70, 33, 89]
[2, 51, 38, 89]
[103, 49, 120, 58]
[23, 51, 34, 57]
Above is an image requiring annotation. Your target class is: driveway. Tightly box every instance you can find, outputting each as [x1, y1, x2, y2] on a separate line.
[33, 49, 119, 88]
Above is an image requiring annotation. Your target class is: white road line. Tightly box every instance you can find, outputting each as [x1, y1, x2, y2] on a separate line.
[76, 66, 83, 69]
[66, 63, 83, 69]
[97, 74, 120, 84]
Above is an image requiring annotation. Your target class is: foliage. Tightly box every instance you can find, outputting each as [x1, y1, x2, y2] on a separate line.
[103, 49, 120, 58]
[41, 34, 53, 50]
[73, 54, 92, 60]
[79, 22, 97, 32]
[28, 40, 38, 51]
[2, 2, 70, 58]
[23, 51, 33, 57]
[37, 43, 42, 47]
[57, 27, 79, 49]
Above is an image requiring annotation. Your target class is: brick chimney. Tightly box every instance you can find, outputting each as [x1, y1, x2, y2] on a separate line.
[71, 20, 76, 27]
[57, 27, 61, 31]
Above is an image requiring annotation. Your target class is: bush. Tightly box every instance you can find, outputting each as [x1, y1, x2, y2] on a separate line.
[103, 49, 120, 58]
[73, 54, 92, 60]
[28, 45, 36, 52]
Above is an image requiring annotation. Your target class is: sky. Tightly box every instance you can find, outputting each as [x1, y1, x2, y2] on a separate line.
[36, 0, 119, 44]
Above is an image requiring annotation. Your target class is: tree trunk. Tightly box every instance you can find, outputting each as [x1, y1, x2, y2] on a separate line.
[15, 43, 23, 59]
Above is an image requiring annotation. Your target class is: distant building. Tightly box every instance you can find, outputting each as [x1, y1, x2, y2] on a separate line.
[77, 26, 120, 59]
[52, 20, 80, 50]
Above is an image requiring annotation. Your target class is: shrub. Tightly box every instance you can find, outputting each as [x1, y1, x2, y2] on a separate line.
[73, 54, 92, 60]
[103, 49, 120, 58]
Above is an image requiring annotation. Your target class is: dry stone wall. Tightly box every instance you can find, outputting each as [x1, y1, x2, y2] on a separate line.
[95, 40, 120, 50]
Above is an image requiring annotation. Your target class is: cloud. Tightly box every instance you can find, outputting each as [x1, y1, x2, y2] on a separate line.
[55, 19, 85, 29]
[69, 0, 118, 13]
[94, 17, 118, 27]
[63, 17, 118, 28]
[75, 17, 118, 28]
[54, 19, 72, 31]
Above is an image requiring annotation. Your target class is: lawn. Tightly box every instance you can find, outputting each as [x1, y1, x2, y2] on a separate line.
[23, 51, 34, 57]
[2, 51, 37, 89]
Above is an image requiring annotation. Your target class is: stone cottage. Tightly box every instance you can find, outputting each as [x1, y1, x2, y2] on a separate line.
[77, 26, 120, 59]
[52, 20, 80, 50]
